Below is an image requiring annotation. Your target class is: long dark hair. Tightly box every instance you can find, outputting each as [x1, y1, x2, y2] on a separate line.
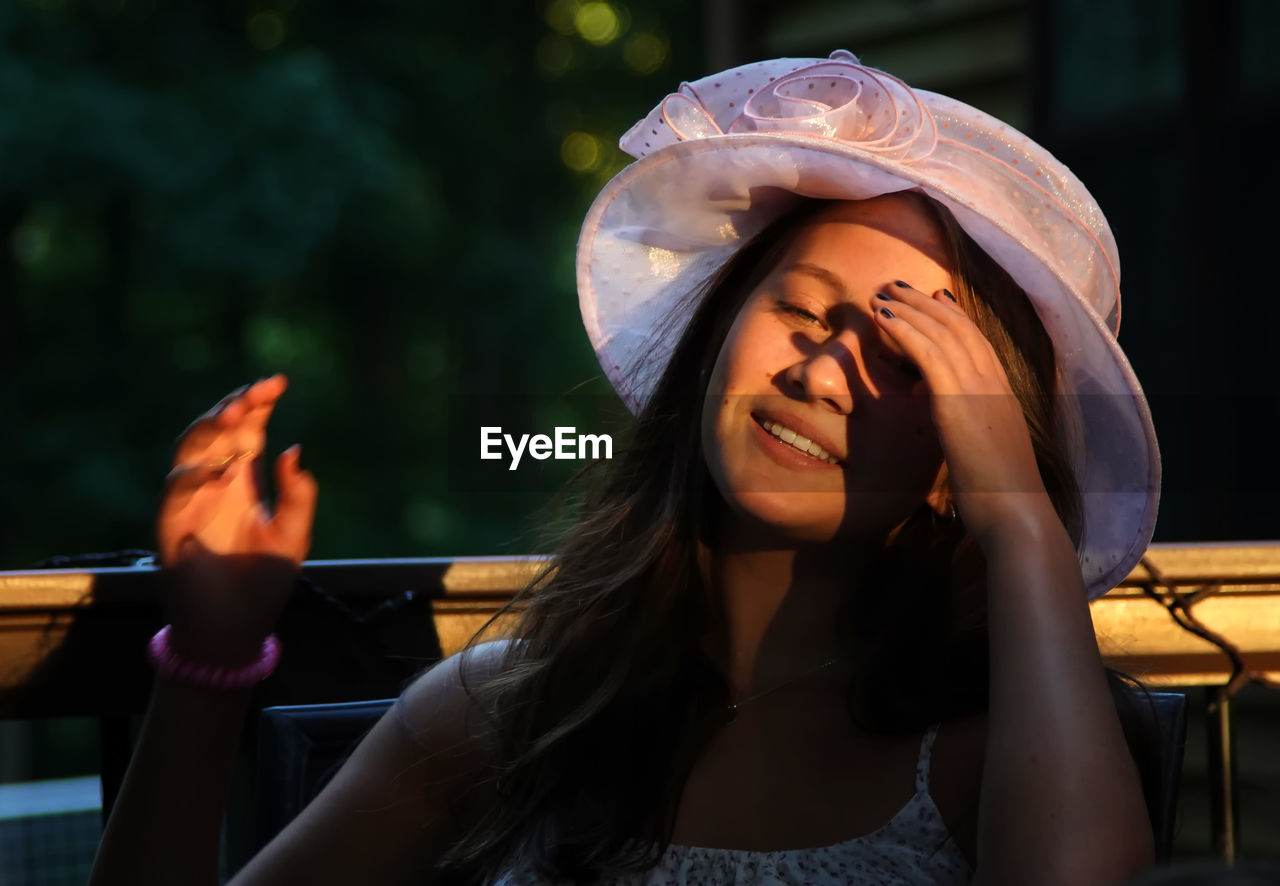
[429, 194, 1137, 884]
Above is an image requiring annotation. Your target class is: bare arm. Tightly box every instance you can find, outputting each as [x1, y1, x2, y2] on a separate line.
[227, 641, 505, 885]
[93, 376, 317, 885]
[972, 498, 1152, 886]
[90, 679, 255, 886]
[870, 285, 1152, 884]
[91, 641, 506, 886]
[92, 378, 507, 883]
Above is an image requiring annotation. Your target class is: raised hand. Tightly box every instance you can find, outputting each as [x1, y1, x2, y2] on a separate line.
[870, 282, 1054, 546]
[156, 375, 318, 666]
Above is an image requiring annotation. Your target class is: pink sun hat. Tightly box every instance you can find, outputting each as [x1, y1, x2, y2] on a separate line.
[576, 50, 1159, 599]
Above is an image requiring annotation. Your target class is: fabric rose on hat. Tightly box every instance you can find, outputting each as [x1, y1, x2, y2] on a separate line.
[628, 51, 937, 164]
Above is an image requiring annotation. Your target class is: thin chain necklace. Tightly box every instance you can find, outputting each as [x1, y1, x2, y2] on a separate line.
[724, 658, 836, 723]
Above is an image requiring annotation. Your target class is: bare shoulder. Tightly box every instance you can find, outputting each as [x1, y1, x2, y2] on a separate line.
[229, 638, 518, 885]
[930, 710, 988, 869]
[398, 637, 519, 757]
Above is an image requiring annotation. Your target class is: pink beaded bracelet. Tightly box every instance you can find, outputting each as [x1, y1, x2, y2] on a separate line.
[146, 625, 282, 690]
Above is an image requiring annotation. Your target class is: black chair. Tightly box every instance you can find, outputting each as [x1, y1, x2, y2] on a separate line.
[254, 692, 1189, 860]
[255, 698, 396, 853]
[1144, 691, 1189, 863]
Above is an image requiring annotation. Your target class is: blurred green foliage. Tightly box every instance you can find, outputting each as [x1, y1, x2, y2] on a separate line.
[0, 0, 702, 565]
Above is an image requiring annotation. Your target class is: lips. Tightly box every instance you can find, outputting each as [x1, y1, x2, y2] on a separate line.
[750, 410, 845, 466]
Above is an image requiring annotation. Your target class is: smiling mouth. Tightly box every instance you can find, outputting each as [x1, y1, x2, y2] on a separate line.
[752, 414, 841, 465]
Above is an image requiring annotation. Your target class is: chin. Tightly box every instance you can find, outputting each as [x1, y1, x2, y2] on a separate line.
[723, 490, 852, 545]
[728, 486, 931, 547]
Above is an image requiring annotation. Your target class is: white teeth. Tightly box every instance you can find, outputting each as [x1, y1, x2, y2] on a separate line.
[760, 418, 839, 464]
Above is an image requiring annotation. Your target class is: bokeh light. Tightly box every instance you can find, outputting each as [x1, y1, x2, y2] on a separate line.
[247, 11, 285, 51]
[574, 2, 622, 46]
[544, 0, 579, 35]
[11, 220, 52, 267]
[591, 146, 630, 190]
[405, 499, 452, 544]
[245, 313, 324, 371]
[623, 32, 667, 74]
[560, 131, 601, 173]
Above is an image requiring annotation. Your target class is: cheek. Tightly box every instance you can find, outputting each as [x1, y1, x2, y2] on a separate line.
[700, 321, 764, 482]
[896, 414, 945, 484]
[701, 322, 755, 439]
[706, 326, 748, 396]
[705, 344, 731, 397]
[701, 344, 736, 464]
[708, 311, 785, 396]
[855, 400, 942, 475]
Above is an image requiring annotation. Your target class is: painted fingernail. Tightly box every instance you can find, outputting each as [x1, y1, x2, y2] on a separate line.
[874, 292, 892, 301]
[943, 289, 956, 301]
[894, 280, 911, 288]
[879, 307, 895, 319]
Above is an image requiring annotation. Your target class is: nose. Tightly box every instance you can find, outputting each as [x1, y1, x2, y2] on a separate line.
[783, 334, 862, 414]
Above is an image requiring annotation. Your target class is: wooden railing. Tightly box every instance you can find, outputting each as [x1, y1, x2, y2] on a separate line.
[1094, 543, 1280, 686]
[2, 541, 1278, 857]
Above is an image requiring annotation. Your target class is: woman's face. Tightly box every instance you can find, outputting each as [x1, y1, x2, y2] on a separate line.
[701, 196, 956, 544]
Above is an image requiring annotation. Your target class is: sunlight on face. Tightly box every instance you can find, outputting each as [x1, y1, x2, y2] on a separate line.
[701, 195, 955, 544]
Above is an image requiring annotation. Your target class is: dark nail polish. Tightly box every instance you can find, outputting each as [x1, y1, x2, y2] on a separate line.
[879, 307, 895, 319]
[894, 280, 910, 288]
[874, 292, 892, 301]
[943, 289, 956, 301]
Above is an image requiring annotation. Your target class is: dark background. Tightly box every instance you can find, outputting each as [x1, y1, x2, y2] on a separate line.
[0, 0, 701, 566]
[2, 0, 1277, 569]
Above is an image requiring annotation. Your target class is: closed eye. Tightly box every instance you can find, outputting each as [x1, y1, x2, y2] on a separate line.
[777, 303, 829, 333]
[779, 299, 918, 379]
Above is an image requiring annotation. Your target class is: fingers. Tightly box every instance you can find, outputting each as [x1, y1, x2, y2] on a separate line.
[871, 282, 997, 385]
[219, 374, 288, 425]
[158, 444, 317, 564]
[174, 375, 288, 465]
[877, 282, 975, 341]
[161, 375, 297, 564]
[266, 445, 319, 562]
[164, 461, 232, 494]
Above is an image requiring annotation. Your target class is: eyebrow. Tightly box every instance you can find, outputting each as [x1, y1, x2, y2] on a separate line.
[784, 262, 849, 296]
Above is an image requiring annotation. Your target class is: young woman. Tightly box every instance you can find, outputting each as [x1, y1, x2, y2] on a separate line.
[91, 51, 1161, 885]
